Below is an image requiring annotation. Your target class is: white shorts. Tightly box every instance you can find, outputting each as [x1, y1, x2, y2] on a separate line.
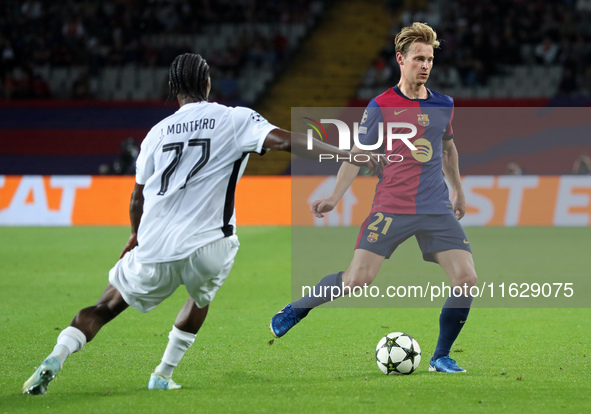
[109, 235, 240, 312]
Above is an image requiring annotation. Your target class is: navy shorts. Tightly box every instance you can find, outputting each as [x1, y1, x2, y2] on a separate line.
[355, 212, 472, 263]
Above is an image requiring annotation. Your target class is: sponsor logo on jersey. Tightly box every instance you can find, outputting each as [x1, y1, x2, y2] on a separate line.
[394, 109, 407, 115]
[417, 113, 430, 126]
[367, 232, 379, 243]
[410, 138, 433, 163]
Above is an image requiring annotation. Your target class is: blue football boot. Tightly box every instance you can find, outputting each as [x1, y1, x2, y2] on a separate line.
[429, 356, 467, 373]
[270, 304, 302, 338]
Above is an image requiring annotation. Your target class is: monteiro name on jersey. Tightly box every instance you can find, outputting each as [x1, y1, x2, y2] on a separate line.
[166, 118, 216, 134]
[134, 101, 277, 263]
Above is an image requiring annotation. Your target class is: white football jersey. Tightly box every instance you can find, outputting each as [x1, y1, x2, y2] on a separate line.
[134, 101, 277, 263]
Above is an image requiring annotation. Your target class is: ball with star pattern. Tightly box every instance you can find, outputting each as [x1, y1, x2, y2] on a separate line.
[375, 332, 421, 375]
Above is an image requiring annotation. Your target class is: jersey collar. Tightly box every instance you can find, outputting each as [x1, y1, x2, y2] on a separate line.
[393, 85, 431, 101]
[177, 101, 207, 113]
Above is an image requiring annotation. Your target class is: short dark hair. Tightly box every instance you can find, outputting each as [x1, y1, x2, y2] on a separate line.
[169, 53, 210, 101]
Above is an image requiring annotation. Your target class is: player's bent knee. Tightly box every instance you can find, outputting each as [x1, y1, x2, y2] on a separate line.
[466, 272, 478, 288]
[344, 261, 380, 288]
[452, 272, 477, 289]
[342, 272, 375, 289]
[344, 278, 368, 289]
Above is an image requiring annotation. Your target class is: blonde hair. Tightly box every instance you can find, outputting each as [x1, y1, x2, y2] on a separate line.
[395, 22, 440, 55]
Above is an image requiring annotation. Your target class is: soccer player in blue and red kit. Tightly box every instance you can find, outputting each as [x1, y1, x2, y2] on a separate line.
[270, 22, 477, 373]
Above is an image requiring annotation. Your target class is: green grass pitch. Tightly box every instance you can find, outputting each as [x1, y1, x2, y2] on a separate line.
[0, 226, 589, 414]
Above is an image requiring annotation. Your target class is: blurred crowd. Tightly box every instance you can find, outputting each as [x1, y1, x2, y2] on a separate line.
[4, 0, 591, 101]
[1, 0, 322, 100]
[365, 0, 591, 98]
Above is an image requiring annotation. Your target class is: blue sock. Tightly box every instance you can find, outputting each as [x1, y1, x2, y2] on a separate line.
[432, 295, 473, 360]
[291, 272, 343, 318]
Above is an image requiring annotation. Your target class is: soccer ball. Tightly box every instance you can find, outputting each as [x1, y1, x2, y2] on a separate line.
[375, 332, 421, 375]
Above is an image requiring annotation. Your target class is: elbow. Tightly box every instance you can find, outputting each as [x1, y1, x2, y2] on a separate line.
[130, 200, 143, 217]
[271, 136, 291, 152]
[131, 197, 143, 210]
[131, 193, 143, 208]
[266, 129, 292, 153]
[130, 188, 144, 212]
[279, 141, 292, 152]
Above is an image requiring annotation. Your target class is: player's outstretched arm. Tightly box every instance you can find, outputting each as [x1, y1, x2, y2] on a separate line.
[312, 145, 368, 218]
[442, 139, 466, 220]
[263, 128, 380, 173]
[120, 183, 145, 258]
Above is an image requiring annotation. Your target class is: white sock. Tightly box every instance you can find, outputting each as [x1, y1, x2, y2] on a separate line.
[47, 326, 87, 368]
[154, 326, 196, 378]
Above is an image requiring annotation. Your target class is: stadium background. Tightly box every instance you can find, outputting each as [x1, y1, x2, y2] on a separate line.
[1, 3, 590, 413]
[1, 0, 590, 226]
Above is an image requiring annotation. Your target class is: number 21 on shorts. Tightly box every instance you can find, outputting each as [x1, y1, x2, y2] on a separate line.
[368, 213, 393, 235]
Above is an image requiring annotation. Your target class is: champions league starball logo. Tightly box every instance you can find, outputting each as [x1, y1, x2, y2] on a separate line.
[361, 110, 368, 124]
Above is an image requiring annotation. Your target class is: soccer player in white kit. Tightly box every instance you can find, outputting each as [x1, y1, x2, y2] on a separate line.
[23, 53, 376, 395]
